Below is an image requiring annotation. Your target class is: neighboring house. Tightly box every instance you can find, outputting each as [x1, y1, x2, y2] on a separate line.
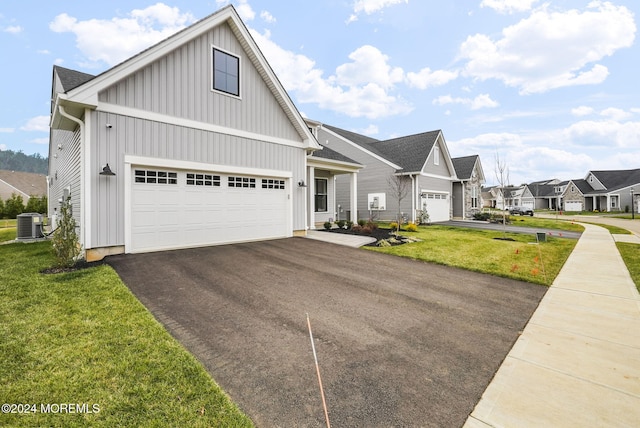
[580, 168, 640, 212]
[482, 186, 504, 209]
[528, 179, 564, 210]
[306, 121, 459, 223]
[0, 170, 47, 202]
[561, 179, 593, 212]
[49, 5, 323, 261]
[502, 185, 535, 210]
[452, 155, 485, 219]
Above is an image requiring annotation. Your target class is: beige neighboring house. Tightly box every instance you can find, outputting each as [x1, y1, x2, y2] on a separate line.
[0, 170, 48, 202]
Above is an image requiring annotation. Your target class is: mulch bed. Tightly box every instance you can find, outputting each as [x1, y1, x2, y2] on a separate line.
[41, 259, 105, 275]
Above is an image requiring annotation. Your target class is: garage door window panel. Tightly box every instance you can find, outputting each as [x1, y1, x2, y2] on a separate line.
[187, 173, 220, 187]
[262, 179, 285, 190]
[229, 176, 256, 188]
[135, 169, 177, 184]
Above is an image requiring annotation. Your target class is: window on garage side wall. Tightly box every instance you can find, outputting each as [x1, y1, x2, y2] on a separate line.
[315, 178, 327, 212]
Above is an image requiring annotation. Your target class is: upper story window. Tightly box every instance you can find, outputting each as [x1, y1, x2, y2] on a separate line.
[434, 146, 440, 165]
[213, 47, 239, 97]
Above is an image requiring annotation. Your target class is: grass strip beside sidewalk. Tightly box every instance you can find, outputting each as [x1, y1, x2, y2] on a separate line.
[0, 241, 253, 427]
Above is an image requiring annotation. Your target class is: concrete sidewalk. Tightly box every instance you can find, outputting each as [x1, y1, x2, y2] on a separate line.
[305, 229, 376, 247]
[465, 223, 640, 427]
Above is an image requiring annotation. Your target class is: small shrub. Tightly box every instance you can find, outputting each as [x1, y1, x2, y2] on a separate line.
[366, 221, 378, 230]
[389, 221, 398, 230]
[323, 221, 332, 230]
[346, 220, 353, 229]
[357, 219, 366, 227]
[377, 239, 391, 247]
[473, 212, 491, 221]
[351, 224, 363, 233]
[361, 226, 373, 234]
[335, 220, 346, 229]
[51, 198, 81, 268]
[404, 222, 418, 232]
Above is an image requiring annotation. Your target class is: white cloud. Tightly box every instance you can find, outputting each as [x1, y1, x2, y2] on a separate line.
[37, 49, 51, 55]
[348, 0, 409, 23]
[49, 3, 196, 67]
[334, 45, 404, 89]
[433, 93, 499, 110]
[3, 25, 22, 34]
[260, 10, 276, 24]
[406, 67, 458, 89]
[0, 128, 15, 133]
[251, 30, 412, 119]
[480, 0, 539, 14]
[564, 119, 640, 148]
[600, 107, 632, 121]
[234, 0, 255, 21]
[572, 106, 594, 116]
[359, 124, 379, 136]
[21, 116, 50, 132]
[31, 138, 50, 145]
[0, 144, 6, 150]
[460, 2, 636, 94]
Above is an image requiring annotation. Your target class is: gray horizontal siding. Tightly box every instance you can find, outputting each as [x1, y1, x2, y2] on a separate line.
[48, 128, 82, 239]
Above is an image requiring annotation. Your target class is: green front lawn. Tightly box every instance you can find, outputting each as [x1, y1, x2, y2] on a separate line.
[617, 242, 640, 293]
[0, 227, 15, 242]
[369, 225, 579, 285]
[507, 215, 584, 232]
[0, 241, 253, 427]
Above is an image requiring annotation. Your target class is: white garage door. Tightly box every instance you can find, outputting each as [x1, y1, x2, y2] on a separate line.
[130, 168, 289, 253]
[565, 201, 583, 212]
[421, 192, 450, 223]
[522, 200, 534, 210]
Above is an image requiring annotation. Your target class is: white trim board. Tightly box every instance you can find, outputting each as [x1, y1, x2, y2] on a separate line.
[99, 103, 306, 149]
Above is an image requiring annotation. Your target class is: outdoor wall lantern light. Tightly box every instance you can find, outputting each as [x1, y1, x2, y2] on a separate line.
[100, 164, 116, 177]
[298, 180, 307, 187]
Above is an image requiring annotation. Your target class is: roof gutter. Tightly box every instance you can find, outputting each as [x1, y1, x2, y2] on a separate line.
[57, 105, 89, 252]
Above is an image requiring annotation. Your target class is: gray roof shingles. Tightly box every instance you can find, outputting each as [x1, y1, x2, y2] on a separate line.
[452, 155, 479, 180]
[310, 145, 360, 165]
[54, 65, 95, 92]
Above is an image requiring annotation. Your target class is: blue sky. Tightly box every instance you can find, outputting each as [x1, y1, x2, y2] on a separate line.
[1, 0, 638, 185]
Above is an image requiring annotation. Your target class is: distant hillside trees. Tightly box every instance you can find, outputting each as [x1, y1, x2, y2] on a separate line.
[0, 149, 48, 174]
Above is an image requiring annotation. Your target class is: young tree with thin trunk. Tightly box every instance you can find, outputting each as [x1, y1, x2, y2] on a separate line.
[388, 174, 410, 234]
[494, 152, 510, 238]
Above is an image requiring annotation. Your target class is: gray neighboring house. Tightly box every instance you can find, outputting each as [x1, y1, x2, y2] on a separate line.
[579, 168, 640, 212]
[528, 179, 564, 210]
[305, 121, 459, 224]
[452, 155, 485, 219]
[49, 5, 324, 261]
[482, 185, 504, 209]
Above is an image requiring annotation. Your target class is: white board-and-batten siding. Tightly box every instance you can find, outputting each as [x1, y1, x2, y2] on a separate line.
[98, 22, 300, 142]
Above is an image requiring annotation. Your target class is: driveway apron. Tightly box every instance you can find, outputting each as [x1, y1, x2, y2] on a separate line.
[107, 237, 546, 427]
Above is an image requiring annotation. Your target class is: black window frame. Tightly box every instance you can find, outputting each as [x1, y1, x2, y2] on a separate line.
[315, 178, 328, 212]
[212, 47, 240, 97]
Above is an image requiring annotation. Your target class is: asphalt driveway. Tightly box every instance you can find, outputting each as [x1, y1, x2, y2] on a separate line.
[107, 237, 546, 427]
